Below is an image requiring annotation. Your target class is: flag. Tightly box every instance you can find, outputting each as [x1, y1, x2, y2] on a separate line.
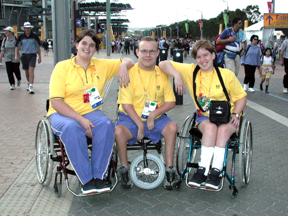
[223, 13, 227, 29]
[267, 1, 273, 13]
[185, 23, 189, 33]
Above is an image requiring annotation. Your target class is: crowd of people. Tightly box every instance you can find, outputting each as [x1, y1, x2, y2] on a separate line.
[1, 18, 287, 195]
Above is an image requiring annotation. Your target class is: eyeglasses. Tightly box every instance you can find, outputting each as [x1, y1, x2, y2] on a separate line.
[253, 38, 258, 41]
[139, 49, 158, 55]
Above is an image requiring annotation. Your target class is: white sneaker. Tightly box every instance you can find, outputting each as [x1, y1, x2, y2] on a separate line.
[248, 88, 255, 92]
[29, 85, 34, 94]
[284, 88, 288, 94]
[17, 80, 21, 87]
[243, 84, 248, 91]
[0, 62, 2, 66]
[10, 84, 15, 90]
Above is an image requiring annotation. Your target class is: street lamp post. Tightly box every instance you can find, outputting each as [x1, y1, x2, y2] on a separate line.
[197, 10, 203, 39]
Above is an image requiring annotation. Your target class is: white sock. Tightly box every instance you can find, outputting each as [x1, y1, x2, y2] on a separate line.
[29, 84, 33, 87]
[211, 146, 226, 171]
[199, 146, 214, 176]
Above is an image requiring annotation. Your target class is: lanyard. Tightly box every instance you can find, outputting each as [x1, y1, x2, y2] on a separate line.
[198, 69, 214, 99]
[138, 68, 158, 101]
[76, 67, 96, 92]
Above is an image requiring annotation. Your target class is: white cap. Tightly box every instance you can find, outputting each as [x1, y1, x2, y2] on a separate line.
[3, 26, 14, 33]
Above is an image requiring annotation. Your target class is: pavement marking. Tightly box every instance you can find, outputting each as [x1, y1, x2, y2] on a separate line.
[247, 99, 288, 127]
[253, 88, 288, 102]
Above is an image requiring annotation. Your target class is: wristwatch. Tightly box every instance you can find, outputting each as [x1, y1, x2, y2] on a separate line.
[232, 113, 239, 118]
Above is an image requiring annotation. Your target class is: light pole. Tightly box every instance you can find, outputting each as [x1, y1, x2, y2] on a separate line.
[197, 10, 203, 39]
[221, 0, 229, 27]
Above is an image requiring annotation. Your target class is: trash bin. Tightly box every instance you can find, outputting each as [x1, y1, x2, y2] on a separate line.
[159, 48, 168, 62]
[173, 49, 184, 105]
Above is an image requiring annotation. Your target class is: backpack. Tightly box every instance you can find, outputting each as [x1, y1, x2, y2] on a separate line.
[163, 41, 169, 49]
[215, 29, 232, 53]
[214, 51, 226, 68]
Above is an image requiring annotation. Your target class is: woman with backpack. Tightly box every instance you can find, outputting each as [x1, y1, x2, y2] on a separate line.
[242, 35, 262, 92]
[0, 26, 21, 90]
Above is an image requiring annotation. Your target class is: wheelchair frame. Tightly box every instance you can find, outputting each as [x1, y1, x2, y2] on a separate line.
[176, 112, 253, 198]
[114, 137, 167, 190]
[35, 117, 118, 197]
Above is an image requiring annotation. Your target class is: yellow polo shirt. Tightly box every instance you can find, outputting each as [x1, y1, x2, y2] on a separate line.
[118, 63, 176, 121]
[47, 56, 121, 117]
[171, 61, 247, 116]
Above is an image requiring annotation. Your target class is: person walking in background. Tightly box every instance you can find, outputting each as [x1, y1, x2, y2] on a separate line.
[15, 22, 42, 94]
[124, 38, 130, 55]
[216, 18, 247, 77]
[0, 26, 21, 90]
[242, 35, 261, 92]
[259, 48, 275, 94]
[280, 37, 288, 93]
[42, 39, 49, 56]
[169, 39, 175, 57]
[182, 40, 190, 60]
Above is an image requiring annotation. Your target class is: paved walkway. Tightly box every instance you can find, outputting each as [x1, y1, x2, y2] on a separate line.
[0, 49, 288, 216]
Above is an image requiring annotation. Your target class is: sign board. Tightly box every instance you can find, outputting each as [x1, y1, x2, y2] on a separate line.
[264, 13, 288, 28]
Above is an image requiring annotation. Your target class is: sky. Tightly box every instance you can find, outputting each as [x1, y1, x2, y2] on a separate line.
[90, 0, 287, 29]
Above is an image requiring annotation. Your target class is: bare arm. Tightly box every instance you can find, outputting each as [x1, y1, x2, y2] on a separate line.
[122, 104, 144, 140]
[216, 36, 236, 45]
[159, 60, 186, 95]
[15, 47, 19, 61]
[51, 99, 95, 138]
[230, 97, 247, 128]
[37, 46, 41, 63]
[0, 51, 4, 61]
[280, 51, 284, 66]
[118, 58, 134, 88]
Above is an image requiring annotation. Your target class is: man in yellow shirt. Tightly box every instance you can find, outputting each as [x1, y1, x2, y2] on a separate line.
[115, 37, 178, 190]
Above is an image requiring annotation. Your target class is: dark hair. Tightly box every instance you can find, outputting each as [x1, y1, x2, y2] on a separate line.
[192, 39, 216, 59]
[264, 47, 272, 56]
[232, 18, 241, 25]
[75, 29, 100, 51]
[250, 35, 259, 42]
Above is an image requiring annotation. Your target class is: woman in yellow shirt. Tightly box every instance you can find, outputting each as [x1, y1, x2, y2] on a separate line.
[159, 40, 247, 190]
[47, 29, 134, 195]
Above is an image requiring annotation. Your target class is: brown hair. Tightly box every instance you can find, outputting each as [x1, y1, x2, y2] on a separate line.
[192, 39, 216, 59]
[75, 29, 100, 51]
[138, 36, 158, 49]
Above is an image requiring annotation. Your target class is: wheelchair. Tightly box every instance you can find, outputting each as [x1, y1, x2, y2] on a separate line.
[114, 137, 168, 190]
[35, 103, 118, 197]
[176, 112, 253, 198]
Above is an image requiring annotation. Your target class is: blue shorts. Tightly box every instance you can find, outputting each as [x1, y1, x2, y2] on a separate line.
[21, 53, 37, 70]
[195, 110, 240, 131]
[116, 112, 171, 145]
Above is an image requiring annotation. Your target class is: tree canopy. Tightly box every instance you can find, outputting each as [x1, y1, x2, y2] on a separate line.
[149, 5, 266, 40]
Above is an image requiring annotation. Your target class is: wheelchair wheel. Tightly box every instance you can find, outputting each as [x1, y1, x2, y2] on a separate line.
[238, 119, 253, 187]
[176, 115, 195, 175]
[130, 153, 165, 190]
[35, 118, 54, 186]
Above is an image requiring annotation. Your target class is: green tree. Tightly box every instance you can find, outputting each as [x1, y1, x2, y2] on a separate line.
[244, 5, 262, 24]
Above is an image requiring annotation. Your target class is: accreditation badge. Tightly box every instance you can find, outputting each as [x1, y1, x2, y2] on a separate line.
[85, 86, 103, 108]
[141, 100, 158, 119]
